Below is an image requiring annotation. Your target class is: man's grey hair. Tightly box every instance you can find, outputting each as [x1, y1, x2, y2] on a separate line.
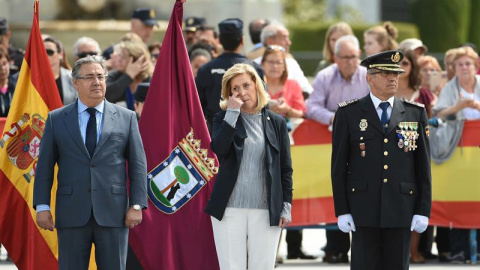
[334, 35, 360, 56]
[190, 48, 212, 62]
[73, 36, 101, 56]
[72, 55, 107, 78]
[260, 22, 286, 46]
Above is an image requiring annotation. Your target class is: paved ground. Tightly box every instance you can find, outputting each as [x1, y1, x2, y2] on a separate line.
[1, 229, 477, 269]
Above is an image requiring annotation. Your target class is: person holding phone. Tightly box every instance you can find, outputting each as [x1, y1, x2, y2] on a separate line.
[261, 45, 305, 119]
[106, 40, 152, 110]
[434, 46, 480, 120]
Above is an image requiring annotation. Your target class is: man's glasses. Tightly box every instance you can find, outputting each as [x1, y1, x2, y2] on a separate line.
[46, 48, 56, 56]
[75, 74, 108, 82]
[266, 45, 286, 52]
[77, 52, 98, 59]
[370, 70, 402, 77]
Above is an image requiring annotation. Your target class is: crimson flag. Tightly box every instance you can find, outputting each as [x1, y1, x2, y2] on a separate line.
[129, 1, 219, 269]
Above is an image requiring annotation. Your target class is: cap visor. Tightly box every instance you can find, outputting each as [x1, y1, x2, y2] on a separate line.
[142, 19, 159, 26]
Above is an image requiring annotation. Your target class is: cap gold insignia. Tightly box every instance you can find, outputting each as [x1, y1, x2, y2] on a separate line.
[150, 10, 155, 18]
[391, 52, 400, 63]
[188, 18, 194, 25]
[359, 119, 368, 131]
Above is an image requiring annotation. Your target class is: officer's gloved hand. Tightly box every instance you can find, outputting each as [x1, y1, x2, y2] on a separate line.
[410, 215, 429, 233]
[337, 214, 356, 233]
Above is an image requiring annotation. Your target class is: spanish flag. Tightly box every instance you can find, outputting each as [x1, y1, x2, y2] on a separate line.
[290, 119, 480, 229]
[0, 1, 62, 268]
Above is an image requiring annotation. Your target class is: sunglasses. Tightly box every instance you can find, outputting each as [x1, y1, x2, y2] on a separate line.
[151, 53, 159, 59]
[266, 45, 286, 52]
[46, 48, 56, 56]
[77, 51, 98, 59]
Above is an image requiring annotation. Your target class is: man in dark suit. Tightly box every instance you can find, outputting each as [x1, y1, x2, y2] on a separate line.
[331, 50, 431, 270]
[33, 55, 147, 270]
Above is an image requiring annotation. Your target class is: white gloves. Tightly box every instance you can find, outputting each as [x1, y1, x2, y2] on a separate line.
[410, 215, 429, 233]
[338, 214, 356, 233]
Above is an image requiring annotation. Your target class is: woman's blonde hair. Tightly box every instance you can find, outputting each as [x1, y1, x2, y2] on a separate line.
[453, 46, 479, 70]
[364, 21, 398, 51]
[417, 55, 442, 72]
[322, 22, 353, 64]
[114, 41, 153, 81]
[219, 63, 269, 113]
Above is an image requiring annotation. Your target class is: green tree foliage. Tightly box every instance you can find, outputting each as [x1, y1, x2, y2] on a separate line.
[410, 0, 470, 52]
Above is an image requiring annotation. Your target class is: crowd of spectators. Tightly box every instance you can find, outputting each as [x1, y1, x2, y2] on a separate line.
[1, 9, 480, 266]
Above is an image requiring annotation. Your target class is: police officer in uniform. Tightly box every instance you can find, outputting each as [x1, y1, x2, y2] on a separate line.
[195, 18, 264, 134]
[331, 50, 432, 270]
[0, 17, 25, 76]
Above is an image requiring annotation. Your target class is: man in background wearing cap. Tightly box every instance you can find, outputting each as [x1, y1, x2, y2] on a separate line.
[398, 38, 428, 57]
[195, 18, 264, 134]
[0, 17, 25, 76]
[102, 8, 158, 60]
[184, 16, 206, 51]
[331, 50, 431, 270]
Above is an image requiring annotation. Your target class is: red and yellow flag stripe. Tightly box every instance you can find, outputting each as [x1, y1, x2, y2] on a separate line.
[0, 2, 62, 269]
[290, 119, 480, 229]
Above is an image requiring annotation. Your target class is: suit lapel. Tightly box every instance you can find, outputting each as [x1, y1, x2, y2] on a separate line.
[94, 101, 117, 156]
[234, 116, 246, 169]
[263, 110, 279, 153]
[64, 101, 90, 158]
[361, 96, 384, 133]
[386, 98, 405, 135]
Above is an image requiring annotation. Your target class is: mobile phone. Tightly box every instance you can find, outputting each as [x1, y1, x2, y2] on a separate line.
[428, 71, 447, 90]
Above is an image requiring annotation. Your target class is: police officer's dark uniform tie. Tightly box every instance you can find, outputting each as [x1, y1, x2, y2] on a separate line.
[85, 108, 97, 157]
[379, 102, 390, 133]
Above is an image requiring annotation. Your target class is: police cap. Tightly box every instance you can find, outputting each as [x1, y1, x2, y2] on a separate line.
[184, 16, 206, 32]
[360, 50, 405, 73]
[218, 18, 243, 38]
[131, 8, 159, 27]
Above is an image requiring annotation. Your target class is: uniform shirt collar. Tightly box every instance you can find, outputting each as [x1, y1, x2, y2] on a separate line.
[370, 92, 394, 109]
[77, 99, 105, 114]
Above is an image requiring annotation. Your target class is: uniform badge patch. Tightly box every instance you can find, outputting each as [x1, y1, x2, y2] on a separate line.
[359, 119, 368, 131]
[148, 129, 218, 214]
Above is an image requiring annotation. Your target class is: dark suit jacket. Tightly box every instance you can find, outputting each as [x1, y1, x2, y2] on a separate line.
[33, 100, 147, 229]
[205, 108, 293, 226]
[331, 95, 431, 228]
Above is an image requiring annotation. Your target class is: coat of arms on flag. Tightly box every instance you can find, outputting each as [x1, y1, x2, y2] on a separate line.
[1, 113, 45, 182]
[148, 129, 218, 214]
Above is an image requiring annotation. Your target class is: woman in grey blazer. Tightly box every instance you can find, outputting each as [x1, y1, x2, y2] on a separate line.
[205, 63, 293, 270]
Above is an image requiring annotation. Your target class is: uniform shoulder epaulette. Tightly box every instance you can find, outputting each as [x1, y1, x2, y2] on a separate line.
[338, 99, 359, 108]
[404, 100, 425, 108]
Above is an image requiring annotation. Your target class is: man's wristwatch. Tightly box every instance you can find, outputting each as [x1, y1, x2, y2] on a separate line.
[132, 204, 142, 211]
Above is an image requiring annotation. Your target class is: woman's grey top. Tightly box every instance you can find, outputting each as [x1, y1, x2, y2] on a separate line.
[223, 108, 291, 221]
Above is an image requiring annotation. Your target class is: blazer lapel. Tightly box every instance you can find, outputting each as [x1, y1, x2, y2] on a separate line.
[64, 101, 90, 158]
[386, 98, 405, 135]
[361, 96, 384, 133]
[263, 110, 279, 153]
[94, 101, 117, 156]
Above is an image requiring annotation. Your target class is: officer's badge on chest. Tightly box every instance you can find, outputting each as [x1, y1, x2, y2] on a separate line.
[396, 122, 419, 152]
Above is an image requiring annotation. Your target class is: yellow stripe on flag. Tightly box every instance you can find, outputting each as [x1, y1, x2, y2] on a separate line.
[0, 61, 59, 259]
[291, 144, 333, 199]
[432, 146, 480, 201]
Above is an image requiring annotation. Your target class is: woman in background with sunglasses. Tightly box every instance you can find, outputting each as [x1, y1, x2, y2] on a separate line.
[261, 45, 305, 119]
[396, 49, 435, 118]
[43, 35, 77, 105]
